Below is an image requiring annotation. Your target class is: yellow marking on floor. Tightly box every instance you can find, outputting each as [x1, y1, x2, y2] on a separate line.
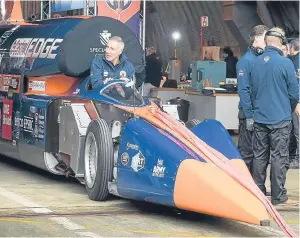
[82, 224, 215, 237]
[100, 227, 216, 237]
[0, 217, 54, 225]
[0, 218, 217, 237]
[284, 219, 300, 224]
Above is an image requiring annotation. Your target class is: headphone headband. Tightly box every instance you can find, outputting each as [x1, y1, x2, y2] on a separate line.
[265, 30, 288, 45]
[250, 46, 264, 56]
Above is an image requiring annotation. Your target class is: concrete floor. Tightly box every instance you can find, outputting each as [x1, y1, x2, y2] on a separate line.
[0, 154, 298, 237]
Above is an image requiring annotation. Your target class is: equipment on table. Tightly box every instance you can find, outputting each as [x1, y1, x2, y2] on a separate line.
[166, 97, 190, 122]
[191, 60, 226, 92]
[166, 59, 181, 82]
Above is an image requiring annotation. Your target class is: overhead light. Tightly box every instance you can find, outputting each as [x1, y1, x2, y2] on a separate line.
[172, 31, 181, 40]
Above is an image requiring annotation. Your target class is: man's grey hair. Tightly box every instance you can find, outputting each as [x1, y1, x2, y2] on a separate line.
[109, 36, 125, 52]
[290, 38, 299, 51]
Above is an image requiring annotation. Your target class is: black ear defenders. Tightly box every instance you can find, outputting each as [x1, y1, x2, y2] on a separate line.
[250, 46, 264, 56]
[265, 30, 288, 45]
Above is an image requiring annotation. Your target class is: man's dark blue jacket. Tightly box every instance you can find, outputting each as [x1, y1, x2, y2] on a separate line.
[250, 46, 299, 125]
[288, 52, 300, 79]
[237, 47, 257, 119]
[90, 53, 135, 89]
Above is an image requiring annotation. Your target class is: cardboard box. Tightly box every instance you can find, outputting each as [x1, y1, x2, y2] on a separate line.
[202, 46, 221, 61]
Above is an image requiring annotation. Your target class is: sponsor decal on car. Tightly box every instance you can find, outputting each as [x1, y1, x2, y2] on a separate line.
[152, 159, 166, 178]
[90, 30, 111, 56]
[131, 151, 145, 172]
[36, 108, 45, 140]
[126, 142, 139, 151]
[9, 38, 63, 59]
[0, 75, 19, 91]
[14, 108, 45, 140]
[23, 116, 34, 133]
[121, 152, 129, 166]
[99, 30, 111, 46]
[2, 99, 13, 140]
[28, 80, 46, 92]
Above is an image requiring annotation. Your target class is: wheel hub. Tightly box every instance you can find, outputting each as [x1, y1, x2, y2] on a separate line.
[84, 132, 98, 188]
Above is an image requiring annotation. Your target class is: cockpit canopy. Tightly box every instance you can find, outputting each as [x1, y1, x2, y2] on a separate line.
[100, 80, 145, 107]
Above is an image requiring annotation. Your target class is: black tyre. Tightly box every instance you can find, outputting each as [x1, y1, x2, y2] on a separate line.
[185, 119, 202, 129]
[84, 119, 113, 201]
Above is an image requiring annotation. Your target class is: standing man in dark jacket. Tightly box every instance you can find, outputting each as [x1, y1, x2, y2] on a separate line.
[90, 36, 135, 89]
[289, 38, 300, 74]
[250, 28, 299, 206]
[236, 25, 269, 175]
[223, 46, 238, 78]
[143, 47, 163, 96]
[288, 38, 300, 169]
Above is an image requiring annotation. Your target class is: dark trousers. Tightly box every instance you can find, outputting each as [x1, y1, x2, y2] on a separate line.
[238, 119, 254, 174]
[289, 113, 299, 167]
[252, 121, 292, 205]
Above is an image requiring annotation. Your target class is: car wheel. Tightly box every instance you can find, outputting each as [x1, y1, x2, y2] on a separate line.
[84, 119, 113, 201]
[185, 119, 202, 129]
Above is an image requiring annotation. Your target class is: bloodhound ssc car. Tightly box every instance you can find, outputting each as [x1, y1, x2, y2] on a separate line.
[0, 16, 295, 237]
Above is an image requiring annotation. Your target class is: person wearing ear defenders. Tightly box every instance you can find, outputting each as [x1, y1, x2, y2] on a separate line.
[249, 28, 299, 206]
[236, 25, 269, 177]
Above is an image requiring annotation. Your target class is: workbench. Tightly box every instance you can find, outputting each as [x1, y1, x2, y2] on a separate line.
[186, 91, 239, 130]
[149, 88, 239, 130]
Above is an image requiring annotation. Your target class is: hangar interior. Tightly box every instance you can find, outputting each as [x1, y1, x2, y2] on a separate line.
[0, 1, 298, 73]
[0, 0, 298, 129]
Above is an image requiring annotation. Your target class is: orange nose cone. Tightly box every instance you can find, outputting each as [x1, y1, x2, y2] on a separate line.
[174, 159, 270, 225]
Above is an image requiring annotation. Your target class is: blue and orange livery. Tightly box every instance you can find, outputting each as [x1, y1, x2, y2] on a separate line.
[0, 3, 296, 237]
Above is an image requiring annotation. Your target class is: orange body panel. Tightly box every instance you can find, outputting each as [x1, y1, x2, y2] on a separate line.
[229, 159, 253, 179]
[26, 75, 78, 96]
[173, 159, 270, 225]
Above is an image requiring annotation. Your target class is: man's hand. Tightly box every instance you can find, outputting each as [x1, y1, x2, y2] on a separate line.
[160, 76, 167, 88]
[103, 77, 113, 84]
[294, 103, 300, 116]
[246, 118, 254, 131]
[121, 77, 130, 83]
